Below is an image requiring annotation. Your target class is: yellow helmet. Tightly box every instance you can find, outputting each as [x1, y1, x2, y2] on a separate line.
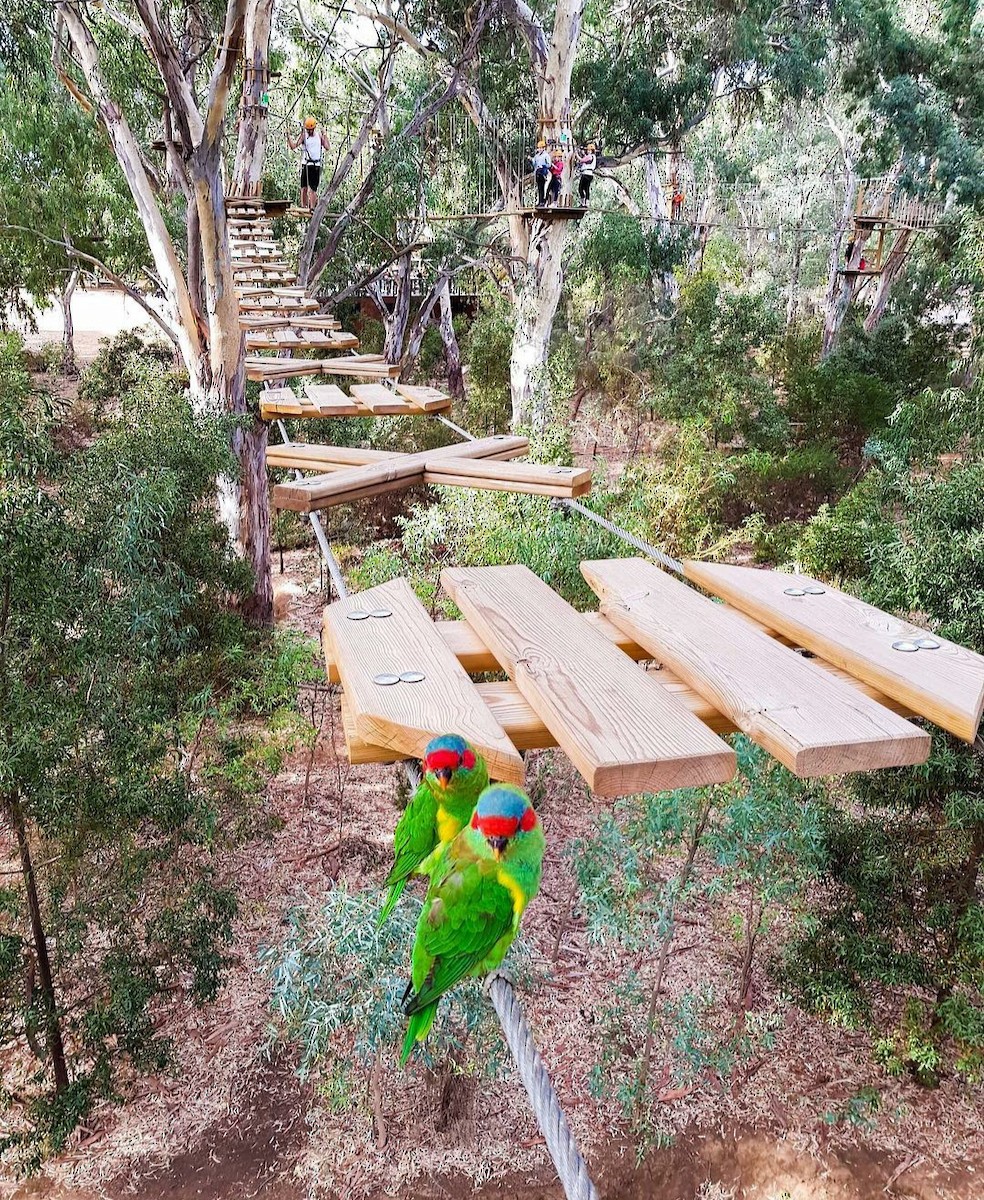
[304, 116, 317, 130]
[537, 139, 546, 148]
[587, 142, 597, 151]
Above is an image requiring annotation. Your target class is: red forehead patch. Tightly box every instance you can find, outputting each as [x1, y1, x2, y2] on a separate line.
[471, 811, 479, 829]
[477, 814, 520, 838]
[426, 749, 460, 772]
[520, 806, 537, 832]
[462, 749, 476, 770]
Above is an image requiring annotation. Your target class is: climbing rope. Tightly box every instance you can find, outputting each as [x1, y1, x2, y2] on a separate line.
[269, 412, 599, 1199]
[402, 764, 599, 1200]
[489, 974, 600, 1200]
[559, 498, 684, 576]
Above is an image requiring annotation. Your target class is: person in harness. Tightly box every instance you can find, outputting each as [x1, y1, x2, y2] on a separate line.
[531, 140, 551, 207]
[288, 116, 330, 212]
[577, 142, 597, 206]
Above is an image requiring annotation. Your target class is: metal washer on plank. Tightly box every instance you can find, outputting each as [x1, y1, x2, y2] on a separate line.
[373, 673, 401, 686]
[370, 608, 393, 619]
[346, 610, 371, 621]
[399, 671, 426, 684]
[915, 637, 940, 650]
[892, 640, 920, 653]
[803, 585, 826, 595]
[784, 587, 806, 597]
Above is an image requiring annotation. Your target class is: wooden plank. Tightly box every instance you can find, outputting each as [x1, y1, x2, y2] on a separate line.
[441, 565, 736, 796]
[683, 561, 984, 742]
[424, 458, 591, 498]
[582, 558, 929, 776]
[273, 435, 529, 511]
[304, 384, 360, 415]
[324, 613, 918, 720]
[266, 444, 400, 472]
[348, 384, 420, 415]
[257, 387, 303, 416]
[351, 383, 399, 412]
[246, 332, 359, 353]
[323, 577, 523, 783]
[395, 384, 451, 413]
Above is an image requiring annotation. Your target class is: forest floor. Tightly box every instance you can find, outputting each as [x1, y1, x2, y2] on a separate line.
[10, 540, 981, 1200]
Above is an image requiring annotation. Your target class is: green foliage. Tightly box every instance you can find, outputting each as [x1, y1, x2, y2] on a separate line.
[261, 889, 514, 1097]
[0, 337, 312, 1169]
[786, 381, 984, 1082]
[573, 739, 823, 1143]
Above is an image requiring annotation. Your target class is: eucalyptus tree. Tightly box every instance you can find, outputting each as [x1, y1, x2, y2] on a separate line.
[3, 0, 283, 623]
[0, 74, 148, 371]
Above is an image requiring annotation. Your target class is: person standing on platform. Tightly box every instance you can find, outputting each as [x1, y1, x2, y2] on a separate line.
[548, 150, 564, 205]
[288, 116, 330, 212]
[531, 140, 551, 207]
[577, 143, 597, 206]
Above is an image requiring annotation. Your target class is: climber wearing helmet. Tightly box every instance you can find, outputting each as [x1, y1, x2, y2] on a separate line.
[288, 116, 330, 212]
[577, 142, 597, 206]
[531, 138, 551, 208]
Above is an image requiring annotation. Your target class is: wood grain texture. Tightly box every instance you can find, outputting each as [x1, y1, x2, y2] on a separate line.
[395, 384, 451, 412]
[274, 436, 528, 510]
[323, 577, 523, 783]
[441, 564, 735, 796]
[340, 674, 743, 763]
[424, 458, 592, 498]
[266, 444, 399, 471]
[684, 560, 984, 742]
[304, 384, 359, 414]
[583, 558, 930, 776]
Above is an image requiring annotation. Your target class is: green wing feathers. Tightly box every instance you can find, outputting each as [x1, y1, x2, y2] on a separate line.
[377, 780, 438, 926]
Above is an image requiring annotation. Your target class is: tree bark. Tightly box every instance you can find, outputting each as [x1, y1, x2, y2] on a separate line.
[507, 0, 585, 430]
[60, 267, 79, 376]
[863, 228, 912, 333]
[437, 278, 465, 401]
[382, 254, 413, 362]
[231, 0, 275, 197]
[9, 792, 69, 1094]
[821, 172, 860, 357]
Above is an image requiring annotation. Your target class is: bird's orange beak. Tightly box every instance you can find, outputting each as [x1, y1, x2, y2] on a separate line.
[488, 835, 508, 860]
[434, 767, 453, 789]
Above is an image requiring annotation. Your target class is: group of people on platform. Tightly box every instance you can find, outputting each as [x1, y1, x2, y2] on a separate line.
[288, 114, 602, 216]
[531, 137, 598, 208]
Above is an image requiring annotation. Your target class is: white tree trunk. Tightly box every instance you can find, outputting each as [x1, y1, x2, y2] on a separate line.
[231, 0, 275, 196]
[60, 267, 79, 375]
[507, 0, 585, 430]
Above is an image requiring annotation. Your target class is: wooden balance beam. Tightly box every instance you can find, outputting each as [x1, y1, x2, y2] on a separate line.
[273, 435, 530, 509]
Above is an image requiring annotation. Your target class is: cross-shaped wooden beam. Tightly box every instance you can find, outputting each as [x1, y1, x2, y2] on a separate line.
[270, 435, 592, 510]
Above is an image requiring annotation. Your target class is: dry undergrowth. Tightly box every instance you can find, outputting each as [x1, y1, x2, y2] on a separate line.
[14, 547, 983, 1200]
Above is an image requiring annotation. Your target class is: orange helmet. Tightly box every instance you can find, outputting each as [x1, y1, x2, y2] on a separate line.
[304, 116, 317, 130]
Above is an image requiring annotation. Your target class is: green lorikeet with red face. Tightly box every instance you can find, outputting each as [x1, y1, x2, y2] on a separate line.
[400, 783, 545, 1064]
[377, 734, 489, 927]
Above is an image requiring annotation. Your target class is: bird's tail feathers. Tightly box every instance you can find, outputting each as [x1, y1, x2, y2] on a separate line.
[376, 878, 406, 928]
[400, 1002, 438, 1066]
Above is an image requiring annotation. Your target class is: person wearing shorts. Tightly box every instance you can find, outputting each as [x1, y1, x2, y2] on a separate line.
[288, 116, 330, 211]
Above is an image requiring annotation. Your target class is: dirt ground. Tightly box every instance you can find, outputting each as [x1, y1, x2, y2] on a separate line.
[3, 334, 982, 1199]
[3, 540, 977, 1200]
[11, 288, 162, 364]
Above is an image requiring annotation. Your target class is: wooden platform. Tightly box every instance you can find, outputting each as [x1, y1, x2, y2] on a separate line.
[683, 561, 984, 742]
[247, 355, 401, 383]
[271, 435, 592, 506]
[245, 330, 359, 353]
[321, 561, 966, 794]
[582, 558, 929, 775]
[323, 577, 524, 784]
[274, 435, 530, 509]
[443, 566, 735, 795]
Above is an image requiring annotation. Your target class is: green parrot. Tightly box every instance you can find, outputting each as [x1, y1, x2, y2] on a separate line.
[400, 783, 545, 1064]
[377, 733, 489, 926]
